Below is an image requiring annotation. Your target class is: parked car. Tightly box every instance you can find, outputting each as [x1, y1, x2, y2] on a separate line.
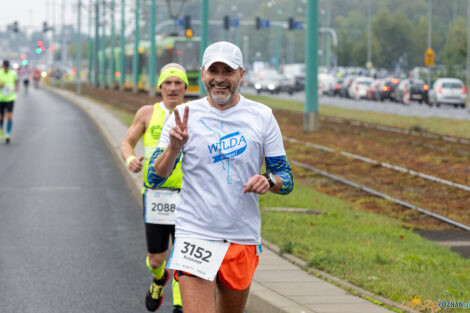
[366, 79, 382, 101]
[395, 78, 429, 104]
[378, 78, 400, 101]
[332, 79, 343, 96]
[348, 77, 374, 100]
[428, 78, 466, 108]
[253, 69, 296, 95]
[339, 76, 356, 98]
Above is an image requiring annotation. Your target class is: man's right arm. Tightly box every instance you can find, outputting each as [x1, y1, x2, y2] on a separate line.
[146, 146, 182, 188]
[121, 107, 148, 172]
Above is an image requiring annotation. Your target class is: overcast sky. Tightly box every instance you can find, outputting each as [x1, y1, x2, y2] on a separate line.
[0, 0, 89, 33]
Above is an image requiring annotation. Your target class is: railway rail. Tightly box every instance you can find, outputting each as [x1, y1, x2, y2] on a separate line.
[291, 159, 470, 232]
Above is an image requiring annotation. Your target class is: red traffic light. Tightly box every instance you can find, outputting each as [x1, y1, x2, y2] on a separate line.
[40, 46, 45, 51]
[20, 54, 27, 60]
[37, 40, 44, 46]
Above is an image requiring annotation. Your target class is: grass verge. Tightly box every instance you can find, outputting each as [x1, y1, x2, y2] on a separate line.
[259, 183, 470, 312]
[243, 94, 470, 139]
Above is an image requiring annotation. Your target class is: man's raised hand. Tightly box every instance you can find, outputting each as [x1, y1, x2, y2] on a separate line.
[169, 106, 189, 151]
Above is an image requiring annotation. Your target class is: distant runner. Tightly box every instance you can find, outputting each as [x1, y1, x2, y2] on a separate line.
[0, 60, 18, 143]
[121, 63, 188, 313]
[20, 65, 31, 94]
[147, 41, 294, 313]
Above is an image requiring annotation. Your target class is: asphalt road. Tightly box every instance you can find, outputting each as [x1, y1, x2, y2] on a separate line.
[241, 87, 470, 120]
[0, 87, 174, 313]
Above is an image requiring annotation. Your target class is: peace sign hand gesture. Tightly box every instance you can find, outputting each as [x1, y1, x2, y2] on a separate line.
[169, 106, 189, 151]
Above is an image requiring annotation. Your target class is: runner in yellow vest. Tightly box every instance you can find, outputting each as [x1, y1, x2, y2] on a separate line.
[0, 60, 18, 143]
[121, 63, 188, 313]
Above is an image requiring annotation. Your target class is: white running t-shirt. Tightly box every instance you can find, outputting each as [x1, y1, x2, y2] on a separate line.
[157, 95, 286, 245]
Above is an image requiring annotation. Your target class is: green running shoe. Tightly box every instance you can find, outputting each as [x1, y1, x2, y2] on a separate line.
[145, 268, 170, 312]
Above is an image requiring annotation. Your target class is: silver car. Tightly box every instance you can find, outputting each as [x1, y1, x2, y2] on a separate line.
[428, 78, 466, 108]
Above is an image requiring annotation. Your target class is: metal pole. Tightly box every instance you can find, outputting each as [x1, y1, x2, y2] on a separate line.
[274, 2, 280, 71]
[305, 0, 319, 132]
[149, 0, 156, 97]
[325, 0, 331, 69]
[120, 0, 125, 90]
[110, 0, 115, 88]
[87, 0, 92, 83]
[427, 0, 432, 87]
[94, 0, 99, 86]
[76, 0, 82, 94]
[199, 0, 208, 96]
[367, 0, 371, 68]
[100, 0, 106, 88]
[133, 0, 139, 93]
[467, 0, 470, 102]
[61, 0, 65, 88]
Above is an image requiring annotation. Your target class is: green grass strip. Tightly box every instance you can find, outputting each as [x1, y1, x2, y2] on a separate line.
[243, 94, 470, 139]
[259, 184, 470, 312]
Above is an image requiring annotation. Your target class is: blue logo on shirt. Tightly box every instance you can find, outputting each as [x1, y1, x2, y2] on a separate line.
[207, 131, 247, 163]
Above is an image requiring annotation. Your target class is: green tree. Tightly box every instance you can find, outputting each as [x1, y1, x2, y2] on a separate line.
[372, 9, 412, 69]
[440, 17, 467, 78]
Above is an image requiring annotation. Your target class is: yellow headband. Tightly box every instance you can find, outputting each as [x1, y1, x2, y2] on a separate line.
[157, 67, 189, 88]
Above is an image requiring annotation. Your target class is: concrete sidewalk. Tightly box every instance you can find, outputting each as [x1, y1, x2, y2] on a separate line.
[47, 87, 409, 313]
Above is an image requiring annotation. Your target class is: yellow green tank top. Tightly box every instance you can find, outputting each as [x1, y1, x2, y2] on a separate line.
[142, 102, 183, 190]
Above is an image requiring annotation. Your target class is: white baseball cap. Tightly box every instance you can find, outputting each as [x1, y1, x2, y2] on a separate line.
[202, 41, 243, 70]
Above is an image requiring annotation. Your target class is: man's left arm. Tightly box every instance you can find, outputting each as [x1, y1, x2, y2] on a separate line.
[265, 155, 293, 195]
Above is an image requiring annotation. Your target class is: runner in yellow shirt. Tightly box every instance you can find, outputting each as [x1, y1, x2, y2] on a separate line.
[0, 60, 18, 143]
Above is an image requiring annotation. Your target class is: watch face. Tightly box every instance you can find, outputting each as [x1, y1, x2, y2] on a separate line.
[269, 173, 277, 185]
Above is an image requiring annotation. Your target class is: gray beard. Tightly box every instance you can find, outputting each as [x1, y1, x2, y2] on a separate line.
[206, 83, 240, 106]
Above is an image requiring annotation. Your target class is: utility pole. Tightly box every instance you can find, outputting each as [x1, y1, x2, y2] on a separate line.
[199, 0, 208, 96]
[305, 0, 319, 132]
[149, 0, 156, 97]
[76, 0, 82, 94]
[110, 0, 115, 88]
[61, 0, 65, 88]
[427, 0, 432, 87]
[100, 0, 106, 88]
[94, 0, 100, 86]
[120, 0, 126, 90]
[325, 0, 331, 69]
[467, 0, 470, 101]
[133, 0, 139, 93]
[87, 0, 92, 83]
[274, 2, 280, 71]
[367, 0, 372, 69]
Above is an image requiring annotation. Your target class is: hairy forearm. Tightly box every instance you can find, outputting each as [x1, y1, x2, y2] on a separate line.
[265, 156, 294, 195]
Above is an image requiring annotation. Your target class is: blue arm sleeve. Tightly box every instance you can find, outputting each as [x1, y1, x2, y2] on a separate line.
[265, 155, 294, 195]
[147, 147, 182, 189]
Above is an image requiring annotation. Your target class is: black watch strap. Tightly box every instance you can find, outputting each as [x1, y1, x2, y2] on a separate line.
[263, 172, 275, 188]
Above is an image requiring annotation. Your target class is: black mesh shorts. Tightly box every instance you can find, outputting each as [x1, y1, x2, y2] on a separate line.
[142, 194, 175, 254]
[0, 101, 14, 114]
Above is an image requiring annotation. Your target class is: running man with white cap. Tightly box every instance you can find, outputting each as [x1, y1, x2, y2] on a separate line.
[121, 63, 188, 313]
[147, 41, 294, 313]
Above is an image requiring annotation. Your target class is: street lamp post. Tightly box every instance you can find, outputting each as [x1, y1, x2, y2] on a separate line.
[76, 0, 82, 94]
[94, 0, 99, 86]
[199, 0, 208, 96]
[149, 0, 156, 97]
[110, 0, 115, 88]
[120, 0, 125, 90]
[132, 0, 139, 93]
[427, 0, 432, 87]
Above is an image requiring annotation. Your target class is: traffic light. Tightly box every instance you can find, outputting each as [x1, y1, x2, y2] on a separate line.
[288, 17, 294, 30]
[255, 17, 261, 30]
[37, 41, 44, 46]
[12, 21, 19, 33]
[43, 21, 48, 33]
[184, 15, 191, 30]
[223, 15, 230, 30]
[185, 29, 193, 38]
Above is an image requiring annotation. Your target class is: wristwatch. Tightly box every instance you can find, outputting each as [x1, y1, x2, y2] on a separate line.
[262, 172, 277, 188]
